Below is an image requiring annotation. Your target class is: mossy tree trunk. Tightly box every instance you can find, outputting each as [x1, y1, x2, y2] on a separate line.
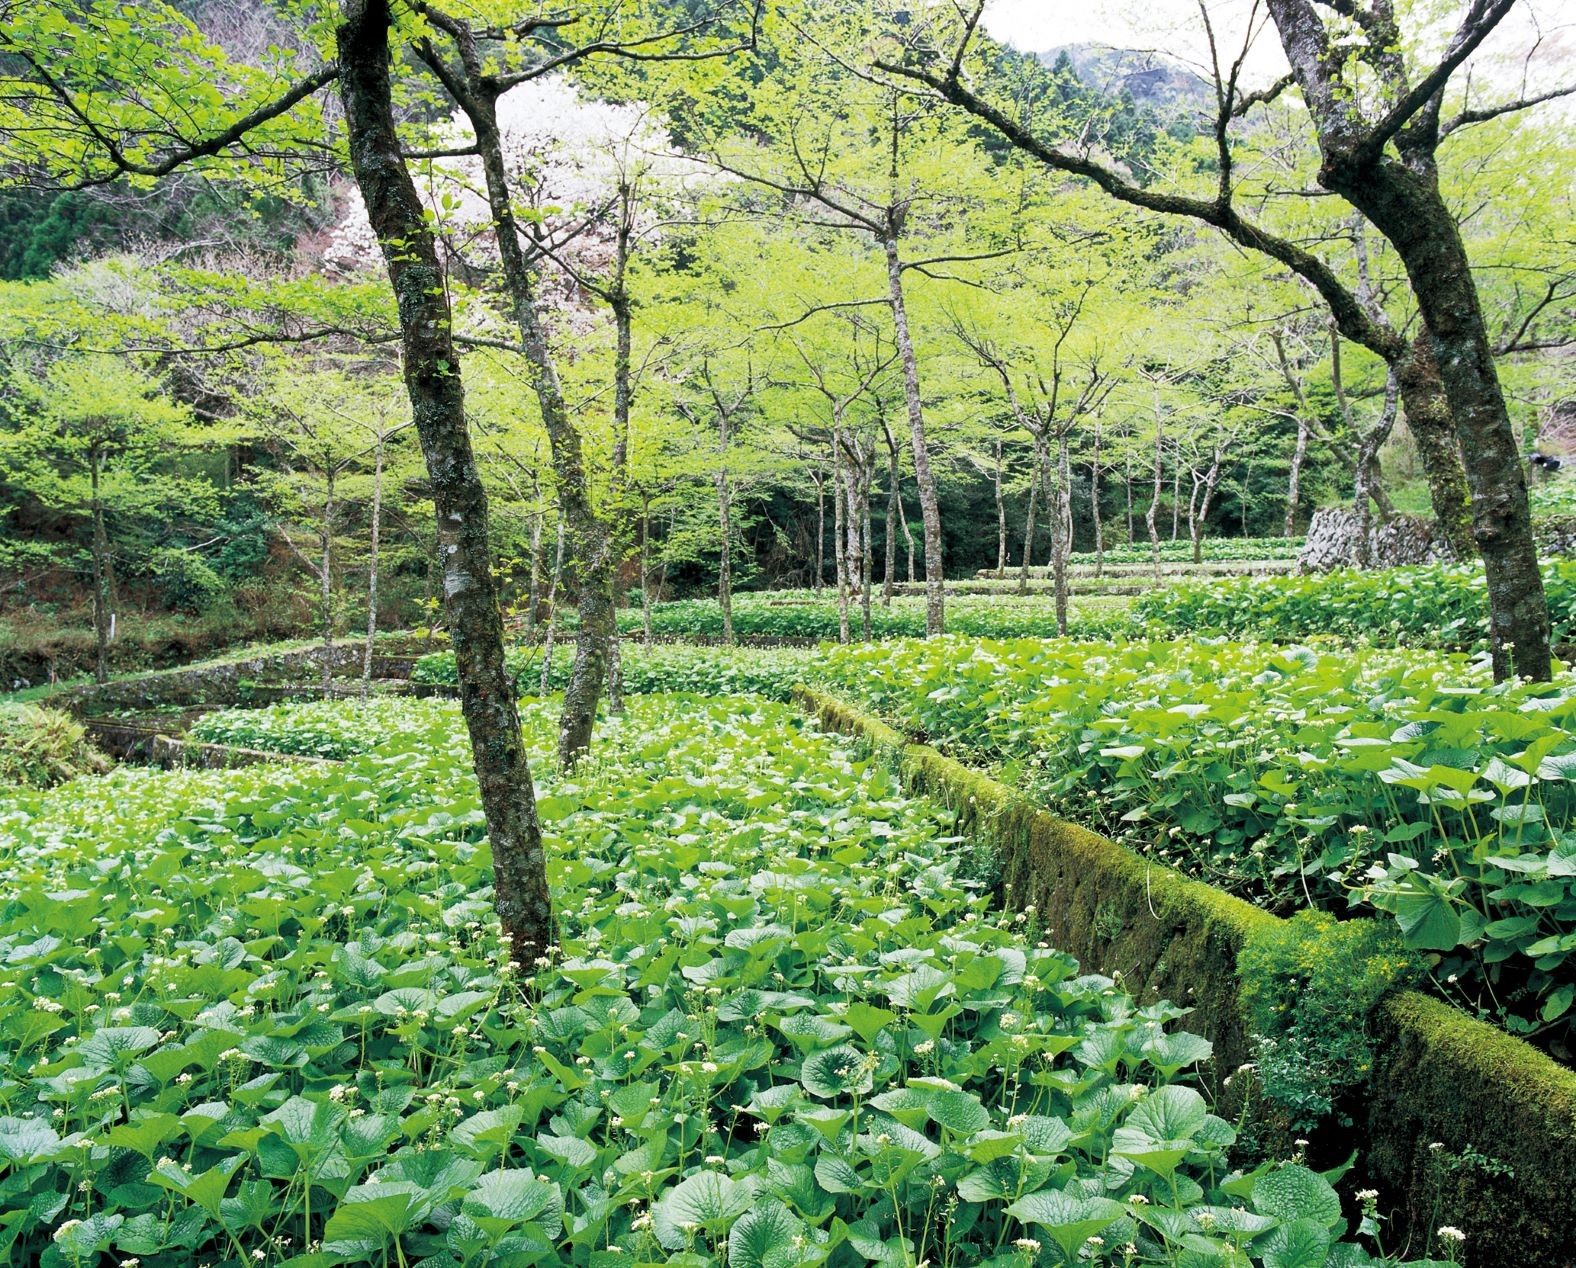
[338, 0, 551, 967]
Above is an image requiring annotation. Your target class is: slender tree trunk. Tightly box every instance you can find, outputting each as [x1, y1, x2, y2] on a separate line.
[1190, 473, 1205, 564]
[1018, 439, 1043, 595]
[320, 465, 335, 695]
[1187, 468, 1200, 562]
[883, 234, 944, 634]
[1327, 326, 1397, 524]
[883, 443, 899, 606]
[858, 444, 873, 640]
[89, 445, 111, 684]
[361, 435, 385, 700]
[525, 499, 543, 635]
[1051, 435, 1070, 635]
[813, 468, 826, 592]
[540, 518, 565, 696]
[1285, 415, 1310, 537]
[639, 493, 652, 645]
[1171, 462, 1180, 541]
[606, 635, 623, 713]
[994, 438, 1008, 577]
[1090, 421, 1104, 577]
[715, 412, 734, 647]
[448, 57, 614, 766]
[1148, 403, 1164, 581]
[338, 0, 550, 966]
[1125, 447, 1135, 545]
[1355, 372, 1401, 568]
[832, 430, 850, 644]
[840, 429, 866, 640]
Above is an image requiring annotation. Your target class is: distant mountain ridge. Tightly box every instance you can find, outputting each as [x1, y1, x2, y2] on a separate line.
[1038, 44, 1212, 116]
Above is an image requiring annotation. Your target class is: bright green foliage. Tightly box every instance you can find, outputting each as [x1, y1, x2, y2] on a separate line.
[622, 593, 1132, 641]
[1062, 538, 1305, 566]
[1133, 561, 1576, 650]
[1238, 912, 1423, 1130]
[0, 696, 1420, 1266]
[410, 642, 821, 701]
[811, 636, 1576, 1046]
[0, 703, 106, 788]
[189, 697, 460, 759]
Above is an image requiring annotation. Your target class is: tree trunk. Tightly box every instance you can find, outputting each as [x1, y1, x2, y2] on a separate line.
[883, 442, 899, 606]
[606, 635, 623, 713]
[361, 434, 385, 700]
[832, 430, 850, 644]
[1090, 421, 1104, 578]
[639, 494, 652, 644]
[338, 0, 550, 966]
[1285, 415, 1309, 537]
[1018, 437, 1043, 595]
[525, 499, 543, 634]
[1355, 372, 1402, 568]
[539, 518, 565, 696]
[320, 464, 335, 695]
[450, 56, 613, 766]
[858, 442, 873, 640]
[813, 467, 826, 592]
[840, 429, 867, 640]
[896, 488, 916, 583]
[1393, 335, 1474, 558]
[1171, 462, 1180, 540]
[715, 418, 734, 647]
[1186, 468, 1200, 562]
[1148, 404, 1164, 580]
[994, 438, 1008, 577]
[1265, 1, 1548, 680]
[883, 235, 944, 634]
[89, 445, 111, 685]
[1051, 435, 1070, 635]
[1125, 447, 1135, 545]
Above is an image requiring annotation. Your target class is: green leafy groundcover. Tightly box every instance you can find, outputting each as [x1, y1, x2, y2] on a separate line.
[407, 643, 819, 701]
[1062, 538, 1304, 567]
[1133, 560, 1576, 649]
[612, 593, 1132, 641]
[0, 697, 1442, 1267]
[809, 637, 1576, 1053]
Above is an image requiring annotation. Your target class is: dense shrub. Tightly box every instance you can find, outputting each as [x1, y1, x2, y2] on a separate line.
[0, 702, 106, 788]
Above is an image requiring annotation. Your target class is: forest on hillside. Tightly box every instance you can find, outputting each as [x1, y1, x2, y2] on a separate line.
[0, 0, 1567, 686]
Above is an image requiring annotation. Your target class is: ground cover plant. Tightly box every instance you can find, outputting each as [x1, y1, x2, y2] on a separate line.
[190, 696, 467, 759]
[0, 695, 1452, 1267]
[614, 594, 1133, 642]
[1134, 562, 1576, 651]
[1056, 539, 1305, 568]
[407, 643, 822, 702]
[811, 637, 1576, 1056]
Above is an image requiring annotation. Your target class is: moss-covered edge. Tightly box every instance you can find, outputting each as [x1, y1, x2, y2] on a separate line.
[792, 684, 1576, 1267]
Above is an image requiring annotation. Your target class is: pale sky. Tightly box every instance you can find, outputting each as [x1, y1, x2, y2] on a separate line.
[980, 0, 1576, 97]
[981, 0, 1289, 88]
